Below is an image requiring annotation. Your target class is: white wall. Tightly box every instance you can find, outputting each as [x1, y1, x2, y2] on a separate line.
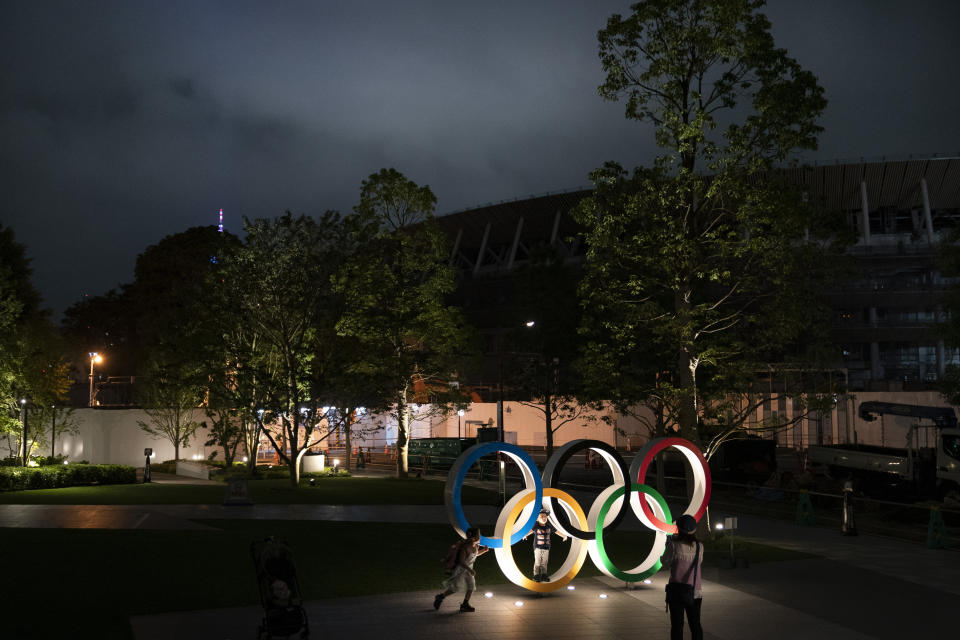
[44, 391, 958, 466]
[56, 409, 214, 466]
[348, 401, 643, 450]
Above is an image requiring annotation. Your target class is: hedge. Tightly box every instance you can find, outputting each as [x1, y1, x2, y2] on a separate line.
[0, 464, 137, 492]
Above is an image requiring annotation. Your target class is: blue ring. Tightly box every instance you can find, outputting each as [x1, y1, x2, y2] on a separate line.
[444, 442, 543, 548]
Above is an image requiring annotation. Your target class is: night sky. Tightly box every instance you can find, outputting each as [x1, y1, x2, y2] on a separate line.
[2, 0, 958, 318]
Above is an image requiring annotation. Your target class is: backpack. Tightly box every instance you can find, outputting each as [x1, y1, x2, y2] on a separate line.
[442, 539, 465, 574]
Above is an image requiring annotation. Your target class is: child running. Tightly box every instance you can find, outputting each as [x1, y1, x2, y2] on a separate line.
[433, 527, 489, 612]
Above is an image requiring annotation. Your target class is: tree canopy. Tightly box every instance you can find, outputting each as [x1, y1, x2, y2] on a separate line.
[0, 224, 72, 461]
[337, 169, 476, 477]
[577, 0, 839, 449]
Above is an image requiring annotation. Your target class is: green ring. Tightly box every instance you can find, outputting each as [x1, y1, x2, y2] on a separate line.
[594, 483, 673, 582]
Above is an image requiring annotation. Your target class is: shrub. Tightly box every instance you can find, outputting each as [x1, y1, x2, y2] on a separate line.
[0, 464, 137, 492]
[214, 466, 350, 481]
[147, 461, 177, 474]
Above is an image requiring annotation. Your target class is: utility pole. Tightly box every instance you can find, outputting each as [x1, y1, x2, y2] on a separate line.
[497, 346, 505, 506]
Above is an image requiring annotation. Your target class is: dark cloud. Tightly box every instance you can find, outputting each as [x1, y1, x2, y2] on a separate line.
[0, 0, 957, 316]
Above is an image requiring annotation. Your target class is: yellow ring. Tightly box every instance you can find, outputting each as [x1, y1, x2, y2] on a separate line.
[493, 487, 589, 593]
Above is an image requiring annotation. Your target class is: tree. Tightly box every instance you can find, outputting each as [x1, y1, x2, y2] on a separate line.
[136, 360, 203, 461]
[337, 169, 476, 477]
[1, 224, 40, 444]
[202, 406, 244, 467]
[61, 287, 139, 380]
[577, 0, 835, 449]
[133, 226, 239, 384]
[0, 224, 73, 462]
[226, 212, 353, 485]
[503, 249, 599, 456]
[18, 322, 75, 460]
[206, 298, 269, 476]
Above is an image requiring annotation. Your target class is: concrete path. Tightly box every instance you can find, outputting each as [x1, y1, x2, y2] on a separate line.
[132, 573, 884, 640]
[2, 472, 957, 639]
[126, 508, 960, 640]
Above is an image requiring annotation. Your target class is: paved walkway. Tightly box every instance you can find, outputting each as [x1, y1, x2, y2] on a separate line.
[119, 507, 959, 639]
[2, 473, 958, 639]
[129, 516, 960, 640]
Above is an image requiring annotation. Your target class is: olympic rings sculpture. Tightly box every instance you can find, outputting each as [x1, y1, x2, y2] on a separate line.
[444, 437, 711, 593]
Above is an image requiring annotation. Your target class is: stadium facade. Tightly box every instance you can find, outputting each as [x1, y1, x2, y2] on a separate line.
[434, 157, 960, 448]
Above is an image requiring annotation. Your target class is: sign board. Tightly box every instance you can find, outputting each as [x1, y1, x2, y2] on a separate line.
[223, 478, 253, 506]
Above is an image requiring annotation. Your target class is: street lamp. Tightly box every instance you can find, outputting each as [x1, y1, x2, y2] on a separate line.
[458, 409, 464, 438]
[88, 352, 102, 407]
[50, 405, 56, 459]
[20, 398, 28, 466]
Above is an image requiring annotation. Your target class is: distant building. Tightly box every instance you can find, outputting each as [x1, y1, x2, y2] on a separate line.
[437, 156, 960, 394]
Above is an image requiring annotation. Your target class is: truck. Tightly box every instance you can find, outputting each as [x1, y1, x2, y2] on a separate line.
[805, 401, 960, 502]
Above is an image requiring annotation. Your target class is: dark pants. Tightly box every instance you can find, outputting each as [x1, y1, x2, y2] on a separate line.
[668, 597, 703, 640]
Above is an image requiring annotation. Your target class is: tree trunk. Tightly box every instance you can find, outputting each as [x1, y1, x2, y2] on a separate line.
[677, 354, 699, 442]
[345, 421, 352, 470]
[674, 287, 699, 443]
[290, 447, 302, 486]
[287, 417, 300, 488]
[244, 417, 260, 477]
[396, 389, 409, 478]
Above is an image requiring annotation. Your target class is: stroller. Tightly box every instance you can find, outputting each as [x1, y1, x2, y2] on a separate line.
[251, 537, 310, 639]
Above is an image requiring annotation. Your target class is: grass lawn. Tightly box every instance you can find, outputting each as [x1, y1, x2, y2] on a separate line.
[0, 475, 498, 505]
[1, 516, 815, 640]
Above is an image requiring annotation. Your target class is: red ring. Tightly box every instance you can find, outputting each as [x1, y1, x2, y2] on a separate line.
[634, 438, 711, 533]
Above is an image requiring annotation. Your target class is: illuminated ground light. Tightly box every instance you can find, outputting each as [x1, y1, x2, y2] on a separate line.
[514, 601, 524, 607]
[599, 594, 608, 599]
[643, 579, 652, 585]
[484, 592, 493, 598]
[567, 585, 575, 590]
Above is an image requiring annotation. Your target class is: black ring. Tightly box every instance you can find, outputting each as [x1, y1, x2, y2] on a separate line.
[541, 439, 630, 540]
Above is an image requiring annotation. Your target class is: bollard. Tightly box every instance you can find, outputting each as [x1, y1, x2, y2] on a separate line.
[926, 507, 949, 549]
[795, 491, 816, 526]
[841, 481, 857, 536]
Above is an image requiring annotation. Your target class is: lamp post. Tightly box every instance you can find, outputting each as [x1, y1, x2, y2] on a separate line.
[20, 398, 28, 466]
[457, 409, 464, 439]
[88, 352, 102, 407]
[496, 343, 505, 506]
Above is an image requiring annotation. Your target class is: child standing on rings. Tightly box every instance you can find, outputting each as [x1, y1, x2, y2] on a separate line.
[522, 508, 567, 582]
